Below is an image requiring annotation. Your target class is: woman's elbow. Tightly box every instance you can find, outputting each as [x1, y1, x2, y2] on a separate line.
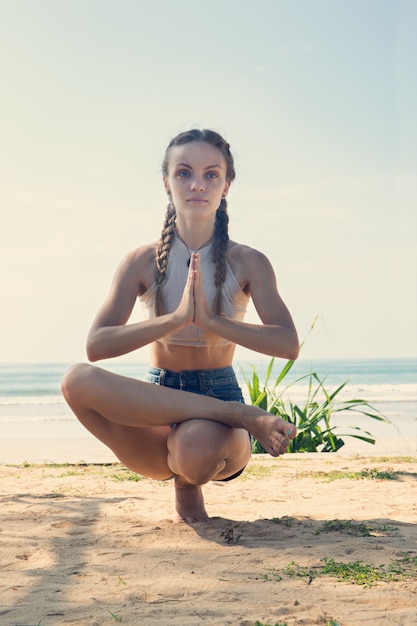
[86, 333, 103, 362]
[271, 339, 299, 361]
[282, 329, 300, 361]
[86, 345, 99, 362]
[288, 341, 300, 361]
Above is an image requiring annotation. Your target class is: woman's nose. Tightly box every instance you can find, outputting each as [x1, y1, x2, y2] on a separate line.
[191, 177, 204, 191]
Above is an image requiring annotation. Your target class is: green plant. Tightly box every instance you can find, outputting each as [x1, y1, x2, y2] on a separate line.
[112, 470, 143, 482]
[321, 556, 417, 586]
[220, 524, 242, 543]
[281, 560, 316, 581]
[108, 609, 123, 622]
[317, 519, 399, 537]
[321, 519, 373, 537]
[261, 556, 417, 588]
[254, 621, 287, 626]
[242, 352, 391, 454]
[269, 515, 297, 527]
[300, 468, 396, 481]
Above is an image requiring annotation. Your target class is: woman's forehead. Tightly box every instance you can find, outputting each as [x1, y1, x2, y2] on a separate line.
[168, 141, 226, 169]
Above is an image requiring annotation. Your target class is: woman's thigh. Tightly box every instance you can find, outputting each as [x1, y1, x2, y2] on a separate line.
[93, 420, 173, 481]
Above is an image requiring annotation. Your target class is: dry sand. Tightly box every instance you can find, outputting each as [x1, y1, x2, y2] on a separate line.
[1, 444, 417, 626]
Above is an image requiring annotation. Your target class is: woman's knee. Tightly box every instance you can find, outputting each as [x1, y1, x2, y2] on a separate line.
[61, 362, 94, 404]
[167, 420, 228, 484]
[171, 452, 225, 485]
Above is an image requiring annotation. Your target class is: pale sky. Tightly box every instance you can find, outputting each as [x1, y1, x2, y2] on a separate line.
[1, 0, 416, 363]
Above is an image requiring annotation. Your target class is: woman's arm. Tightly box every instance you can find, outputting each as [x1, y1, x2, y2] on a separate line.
[86, 247, 194, 361]
[193, 247, 299, 360]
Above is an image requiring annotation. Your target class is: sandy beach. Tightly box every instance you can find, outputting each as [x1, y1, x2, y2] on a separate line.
[1, 437, 416, 626]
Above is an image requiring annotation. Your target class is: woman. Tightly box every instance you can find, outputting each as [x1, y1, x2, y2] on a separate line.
[62, 129, 299, 522]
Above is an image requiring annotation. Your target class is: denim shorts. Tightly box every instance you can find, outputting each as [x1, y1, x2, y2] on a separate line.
[145, 365, 245, 403]
[145, 365, 249, 481]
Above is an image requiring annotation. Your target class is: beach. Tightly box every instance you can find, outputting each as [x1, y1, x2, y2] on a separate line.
[1, 442, 417, 626]
[1, 359, 416, 624]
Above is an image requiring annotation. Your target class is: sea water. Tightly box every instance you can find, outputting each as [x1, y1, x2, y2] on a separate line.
[0, 359, 416, 452]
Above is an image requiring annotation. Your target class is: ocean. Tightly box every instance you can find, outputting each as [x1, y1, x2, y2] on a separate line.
[0, 358, 416, 453]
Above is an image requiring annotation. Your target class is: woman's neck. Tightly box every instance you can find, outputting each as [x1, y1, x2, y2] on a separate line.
[174, 219, 215, 251]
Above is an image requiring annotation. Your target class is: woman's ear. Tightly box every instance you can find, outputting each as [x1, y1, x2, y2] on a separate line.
[163, 177, 170, 196]
[222, 180, 232, 197]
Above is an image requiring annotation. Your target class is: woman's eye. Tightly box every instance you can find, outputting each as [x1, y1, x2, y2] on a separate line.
[206, 171, 218, 179]
[177, 170, 190, 178]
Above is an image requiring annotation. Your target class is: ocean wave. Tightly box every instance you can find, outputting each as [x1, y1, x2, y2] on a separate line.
[1, 383, 416, 409]
[0, 395, 65, 407]
[0, 414, 75, 424]
[243, 383, 417, 404]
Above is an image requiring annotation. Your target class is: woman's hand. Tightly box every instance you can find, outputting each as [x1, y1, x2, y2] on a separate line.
[173, 255, 197, 326]
[191, 253, 213, 329]
[173, 253, 213, 331]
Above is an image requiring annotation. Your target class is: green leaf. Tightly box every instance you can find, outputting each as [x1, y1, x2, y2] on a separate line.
[244, 317, 393, 454]
[274, 358, 296, 387]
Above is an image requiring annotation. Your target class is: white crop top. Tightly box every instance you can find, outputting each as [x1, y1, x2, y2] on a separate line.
[139, 235, 250, 346]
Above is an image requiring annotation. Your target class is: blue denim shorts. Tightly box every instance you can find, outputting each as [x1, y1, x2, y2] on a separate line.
[145, 365, 249, 481]
[145, 365, 245, 402]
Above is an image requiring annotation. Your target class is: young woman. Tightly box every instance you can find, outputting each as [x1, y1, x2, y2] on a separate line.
[62, 129, 299, 522]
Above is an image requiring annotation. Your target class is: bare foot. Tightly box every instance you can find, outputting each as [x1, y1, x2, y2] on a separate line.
[243, 408, 297, 457]
[174, 475, 210, 523]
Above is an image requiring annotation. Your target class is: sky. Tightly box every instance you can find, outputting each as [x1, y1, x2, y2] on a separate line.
[1, 0, 416, 364]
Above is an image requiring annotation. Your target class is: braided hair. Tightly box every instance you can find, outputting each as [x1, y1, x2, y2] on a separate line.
[155, 129, 236, 316]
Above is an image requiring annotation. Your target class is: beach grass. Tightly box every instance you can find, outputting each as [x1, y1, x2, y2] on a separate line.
[296, 467, 398, 481]
[263, 516, 399, 537]
[319, 519, 399, 537]
[261, 555, 417, 587]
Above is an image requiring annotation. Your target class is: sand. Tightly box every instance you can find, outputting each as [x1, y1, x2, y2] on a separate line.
[1, 438, 417, 626]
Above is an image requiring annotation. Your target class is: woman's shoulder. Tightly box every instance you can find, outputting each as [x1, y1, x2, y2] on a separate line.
[227, 240, 273, 288]
[120, 242, 157, 268]
[227, 240, 271, 267]
[114, 242, 157, 290]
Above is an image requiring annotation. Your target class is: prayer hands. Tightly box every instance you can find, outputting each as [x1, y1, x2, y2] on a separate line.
[191, 253, 211, 328]
[175, 253, 211, 329]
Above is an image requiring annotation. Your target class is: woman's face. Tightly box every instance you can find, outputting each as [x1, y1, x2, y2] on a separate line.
[163, 141, 231, 219]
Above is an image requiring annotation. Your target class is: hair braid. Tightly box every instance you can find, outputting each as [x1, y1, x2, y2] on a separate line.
[212, 198, 229, 316]
[154, 201, 176, 316]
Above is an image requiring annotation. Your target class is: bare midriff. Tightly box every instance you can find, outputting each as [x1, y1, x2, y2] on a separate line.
[150, 342, 237, 372]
